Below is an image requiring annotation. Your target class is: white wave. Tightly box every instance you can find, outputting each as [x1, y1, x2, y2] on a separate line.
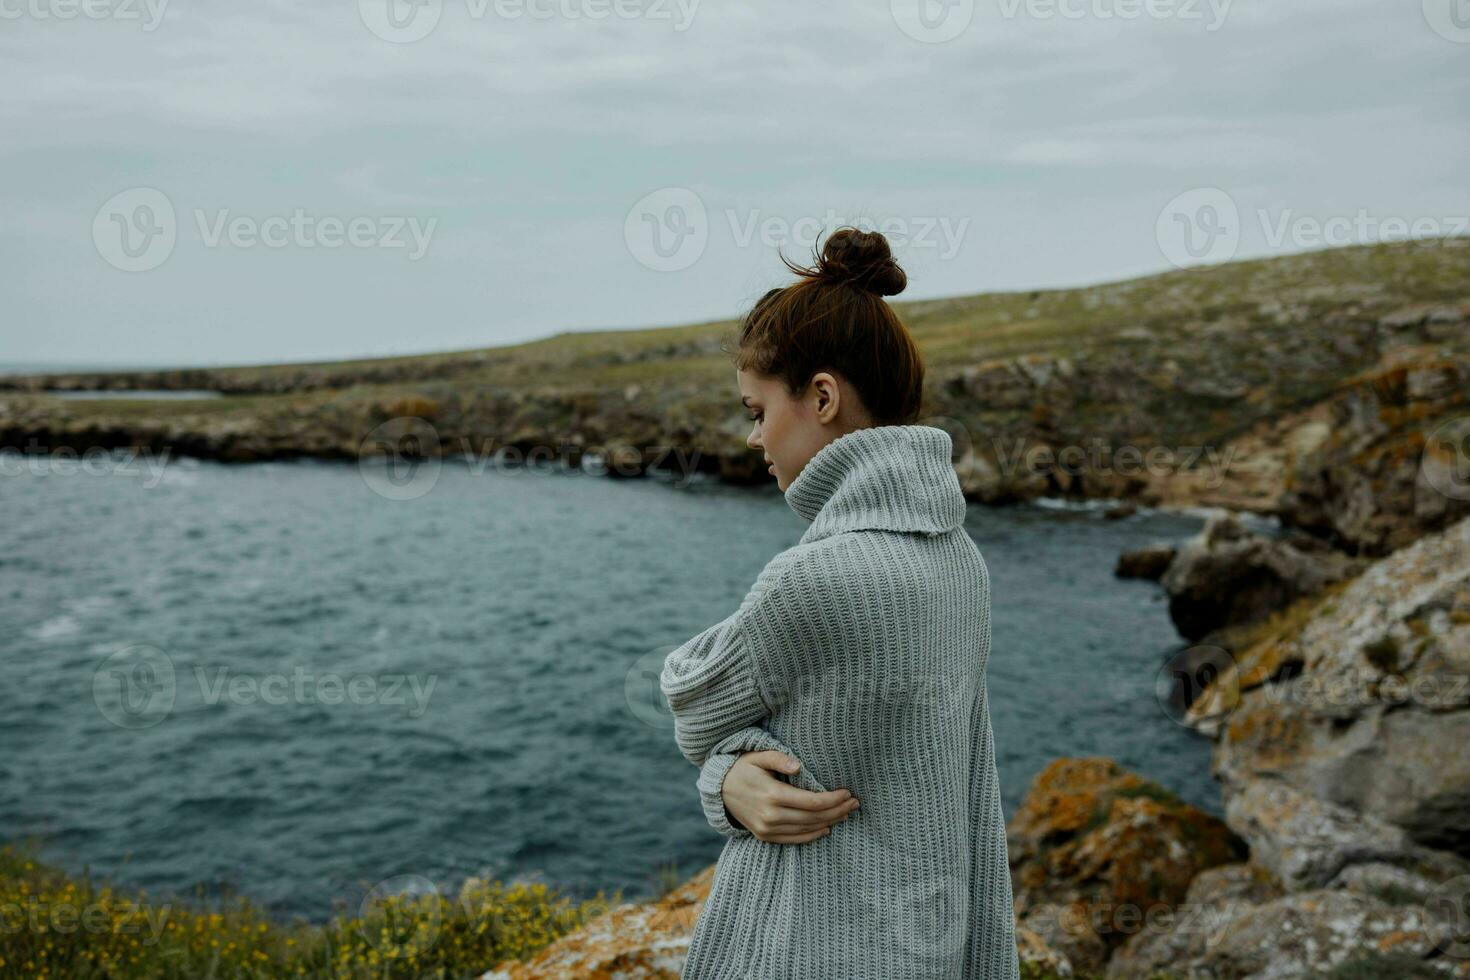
[28, 615, 82, 641]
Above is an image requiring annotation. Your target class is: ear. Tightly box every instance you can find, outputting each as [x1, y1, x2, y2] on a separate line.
[809, 371, 841, 422]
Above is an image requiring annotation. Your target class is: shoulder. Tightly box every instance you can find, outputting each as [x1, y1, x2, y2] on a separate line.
[743, 527, 984, 614]
[737, 544, 819, 612]
[803, 527, 991, 600]
[731, 540, 849, 628]
[754, 537, 863, 589]
[749, 531, 919, 601]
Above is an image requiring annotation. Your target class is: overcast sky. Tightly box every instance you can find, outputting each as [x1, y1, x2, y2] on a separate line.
[4, 0, 1467, 368]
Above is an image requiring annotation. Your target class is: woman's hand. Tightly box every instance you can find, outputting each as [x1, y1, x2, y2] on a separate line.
[721, 750, 860, 843]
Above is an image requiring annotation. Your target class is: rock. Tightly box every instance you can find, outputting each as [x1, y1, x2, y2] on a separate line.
[1108, 855, 1470, 979]
[1138, 886, 1449, 979]
[1016, 922, 1076, 977]
[1140, 402, 1335, 517]
[1208, 516, 1470, 857]
[953, 445, 1015, 502]
[1131, 514, 1470, 979]
[1219, 781, 1469, 893]
[1159, 513, 1368, 640]
[1006, 757, 1245, 974]
[1278, 349, 1470, 557]
[1331, 861, 1450, 905]
[382, 394, 439, 420]
[481, 866, 713, 979]
[1114, 543, 1175, 580]
[1378, 302, 1468, 339]
[716, 447, 769, 484]
[1017, 903, 1106, 975]
[952, 355, 1074, 410]
[1106, 862, 1282, 978]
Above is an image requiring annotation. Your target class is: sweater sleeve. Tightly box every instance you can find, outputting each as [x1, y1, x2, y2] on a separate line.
[662, 556, 835, 836]
[660, 552, 800, 768]
[659, 606, 773, 767]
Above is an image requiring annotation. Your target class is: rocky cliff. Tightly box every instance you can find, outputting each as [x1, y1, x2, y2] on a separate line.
[5, 240, 1468, 530]
[1106, 514, 1470, 978]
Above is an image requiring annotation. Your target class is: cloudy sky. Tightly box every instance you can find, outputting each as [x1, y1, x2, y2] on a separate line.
[4, 0, 1467, 367]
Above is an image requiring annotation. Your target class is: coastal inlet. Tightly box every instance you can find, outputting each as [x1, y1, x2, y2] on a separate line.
[0, 455, 1213, 920]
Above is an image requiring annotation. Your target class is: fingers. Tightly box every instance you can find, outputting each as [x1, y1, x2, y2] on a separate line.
[762, 797, 859, 833]
[771, 782, 855, 812]
[738, 752, 863, 832]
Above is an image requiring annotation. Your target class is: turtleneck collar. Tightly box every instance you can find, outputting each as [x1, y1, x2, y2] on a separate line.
[784, 424, 967, 544]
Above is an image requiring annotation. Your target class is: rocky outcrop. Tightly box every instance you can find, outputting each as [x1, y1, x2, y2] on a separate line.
[1114, 542, 1176, 580]
[1107, 858, 1469, 979]
[1278, 344, 1470, 557]
[6, 241, 1469, 525]
[1158, 513, 1369, 641]
[1220, 781, 1470, 894]
[477, 860, 1076, 979]
[1110, 515, 1470, 978]
[1197, 515, 1470, 855]
[1005, 757, 1245, 975]
[480, 867, 711, 979]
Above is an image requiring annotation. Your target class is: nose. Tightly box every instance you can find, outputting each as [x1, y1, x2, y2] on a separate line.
[746, 426, 761, 451]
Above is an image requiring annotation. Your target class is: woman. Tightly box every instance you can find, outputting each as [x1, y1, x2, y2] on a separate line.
[660, 227, 1019, 979]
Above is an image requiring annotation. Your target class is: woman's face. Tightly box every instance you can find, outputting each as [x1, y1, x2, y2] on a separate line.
[737, 367, 863, 492]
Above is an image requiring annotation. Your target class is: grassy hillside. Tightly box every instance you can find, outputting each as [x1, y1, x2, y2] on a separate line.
[2, 239, 1466, 498]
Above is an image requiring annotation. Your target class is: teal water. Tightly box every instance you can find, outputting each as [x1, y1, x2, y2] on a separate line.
[0, 455, 1215, 920]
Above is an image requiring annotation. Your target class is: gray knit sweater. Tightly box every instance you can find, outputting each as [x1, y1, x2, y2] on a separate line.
[660, 424, 1020, 979]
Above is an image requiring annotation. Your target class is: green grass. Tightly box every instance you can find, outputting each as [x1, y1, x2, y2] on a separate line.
[15, 238, 1469, 394]
[7, 238, 1469, 463]
[0, 843, 620, 979]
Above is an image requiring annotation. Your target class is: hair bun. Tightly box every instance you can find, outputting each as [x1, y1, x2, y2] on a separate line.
[816, 226, 907, 297]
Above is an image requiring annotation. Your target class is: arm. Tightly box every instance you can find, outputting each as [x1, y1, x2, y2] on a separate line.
[660, 556, 847, 838]
[659, 610, 773, 768]
[659, 557, 797, 767]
